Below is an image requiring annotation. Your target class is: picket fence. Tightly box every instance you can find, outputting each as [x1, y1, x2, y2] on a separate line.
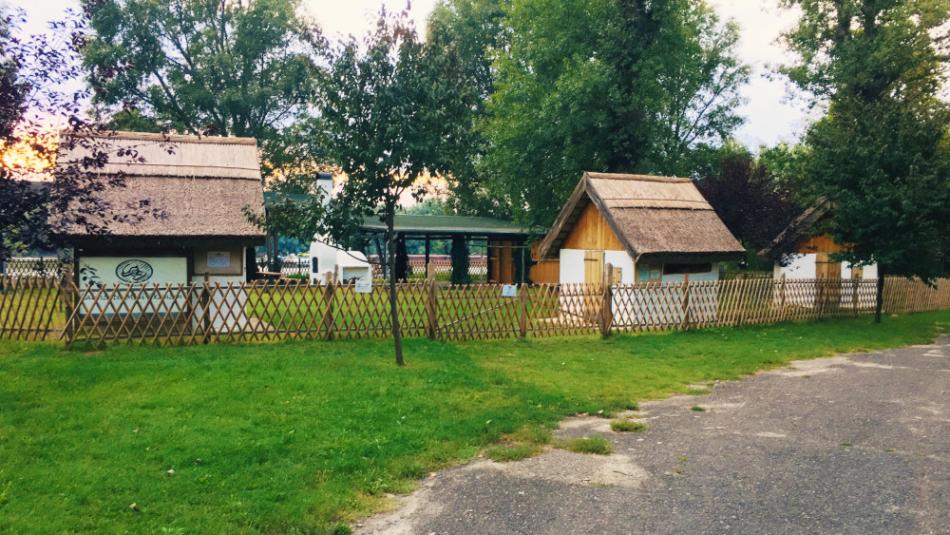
[0, 274, 948, 346]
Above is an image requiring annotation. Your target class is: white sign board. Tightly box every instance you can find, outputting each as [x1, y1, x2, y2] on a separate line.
[76, 256, 189, 318]
[355, 278, 373, 294]
[78, 256, 188, 287]
[501, 284, 518, 298]
[206, 251, 232, 268]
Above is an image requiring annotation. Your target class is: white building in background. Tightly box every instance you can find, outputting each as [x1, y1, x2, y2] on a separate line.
[307, 173, 373, 286]
[763, 198, 878, 281]
[761, 198, 879, 310]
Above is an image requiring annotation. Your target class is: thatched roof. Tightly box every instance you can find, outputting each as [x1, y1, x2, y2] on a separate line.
[55, 131, 265, 240]
[538, 172, 744, 262]
[759, 196, 832, 257]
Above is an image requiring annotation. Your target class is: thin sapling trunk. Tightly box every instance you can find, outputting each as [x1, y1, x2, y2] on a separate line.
[385, 210, 405, 366]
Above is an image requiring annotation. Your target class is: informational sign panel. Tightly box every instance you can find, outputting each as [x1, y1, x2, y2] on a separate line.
[206, 251, 232, 269]
[355, 278, 373, 294]
[76, 256, 190, 318]
[501, 284, 518, 298]
[78, 256, 188, 287]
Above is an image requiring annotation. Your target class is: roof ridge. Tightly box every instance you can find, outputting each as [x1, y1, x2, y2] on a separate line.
[64, 130, 258, 146]
[584, 172, 691, 183]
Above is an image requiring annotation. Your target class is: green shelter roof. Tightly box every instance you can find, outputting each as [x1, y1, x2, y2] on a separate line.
[263, 192, 529, 237]
[362, 215, 528, 236]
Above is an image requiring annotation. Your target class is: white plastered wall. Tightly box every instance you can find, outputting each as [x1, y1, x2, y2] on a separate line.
[190, 247, 250, 333]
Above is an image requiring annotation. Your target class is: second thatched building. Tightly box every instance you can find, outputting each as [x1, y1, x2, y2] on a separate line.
[534, 172, 744, 285]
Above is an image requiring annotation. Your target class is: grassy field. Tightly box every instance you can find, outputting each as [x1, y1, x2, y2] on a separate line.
[0, 311, 947, 533]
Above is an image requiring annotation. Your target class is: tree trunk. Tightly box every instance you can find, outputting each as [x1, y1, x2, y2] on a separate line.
[386, 212, 405, 366]
[874, 268, 884, 324]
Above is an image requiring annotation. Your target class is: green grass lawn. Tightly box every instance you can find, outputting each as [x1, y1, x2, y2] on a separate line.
[1, 311, 947, 534]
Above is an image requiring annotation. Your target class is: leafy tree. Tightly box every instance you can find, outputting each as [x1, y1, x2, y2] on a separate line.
[426, 0, 508, 216]
[0, 9, 158, 264]
[80, 0, 325, 177]
[400, 198, 451, 216]
[483, 0, 749, 227]
[449, 235, 470, 284]
[317, 10, 462, 365]
[780, 0, 950, 320]
[693, 142, 801, 261]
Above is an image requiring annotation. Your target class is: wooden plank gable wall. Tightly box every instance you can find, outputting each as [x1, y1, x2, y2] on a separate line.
[530, 203, 625, 284]
[563, 204, 625, 250]
[798, 234, 847, 280]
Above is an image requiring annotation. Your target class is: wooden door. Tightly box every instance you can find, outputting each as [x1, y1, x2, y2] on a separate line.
[815, 253, 841, 311]
[584, 250, 604, 284]
[583, 250, 604, 322]
[815, 253, 841, 279]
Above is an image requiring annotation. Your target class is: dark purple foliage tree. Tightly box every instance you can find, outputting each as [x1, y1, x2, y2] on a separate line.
[0, 9, 160, 266]
[693, 143, 802, 264]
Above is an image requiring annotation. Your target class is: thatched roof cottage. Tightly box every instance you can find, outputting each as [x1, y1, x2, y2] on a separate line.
[55, 131, 265, 288]
[533, 172, 744, 284]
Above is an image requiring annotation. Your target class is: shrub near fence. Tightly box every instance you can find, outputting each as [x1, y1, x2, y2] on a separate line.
[0, 275, 948, 346]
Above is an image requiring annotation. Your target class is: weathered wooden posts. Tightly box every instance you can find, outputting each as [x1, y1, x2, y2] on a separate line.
[425, 264, 438, 340]
[518, 283, 528, 340]
[681, 273, 690, 330]
[600, 263, 613, 338]
[322, 269, 336, 340]
[201, 272, 212, 344]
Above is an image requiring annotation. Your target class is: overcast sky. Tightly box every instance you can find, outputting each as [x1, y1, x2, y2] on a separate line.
[2, 0, 813, 149]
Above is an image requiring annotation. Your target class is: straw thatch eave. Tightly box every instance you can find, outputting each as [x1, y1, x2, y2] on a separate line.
[53, 131, 265, 241]
[538, 172, 745, 263]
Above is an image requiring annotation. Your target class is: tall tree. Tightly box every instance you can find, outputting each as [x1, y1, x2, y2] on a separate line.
[482, 0, 749, 227]
[0, 9, 158, 264]
[317, 10, 463, 365]
[80, 0, 325, 177]
[780, 0, 950, 321]
[426, 0, 508, 216]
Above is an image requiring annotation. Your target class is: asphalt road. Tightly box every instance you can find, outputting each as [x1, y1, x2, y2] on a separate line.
[359, 336, 950, 535]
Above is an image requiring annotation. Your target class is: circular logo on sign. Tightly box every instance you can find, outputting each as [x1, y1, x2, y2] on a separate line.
[115, 259, 154, 283]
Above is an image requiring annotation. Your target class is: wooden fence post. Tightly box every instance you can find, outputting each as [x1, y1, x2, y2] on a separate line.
[779, 273, 786, 309]
[852, 277, 859, 315]
[323, 271, 335, 340]
[201, 272, 211, 344]
[518, 283, 528, 340]
[425, 265, 438, 340]
[681, 273, 690, 330]
[61, 268, 76, 343]
[600, 263, 613, 338]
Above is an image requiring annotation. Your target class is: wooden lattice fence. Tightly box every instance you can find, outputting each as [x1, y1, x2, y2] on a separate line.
[0, 275, 947, 346]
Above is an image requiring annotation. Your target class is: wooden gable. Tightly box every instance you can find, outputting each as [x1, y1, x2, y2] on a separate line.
[562, 204, 625, 251]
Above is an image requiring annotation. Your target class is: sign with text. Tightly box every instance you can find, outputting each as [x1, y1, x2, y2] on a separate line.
[501, 284, 518, 298]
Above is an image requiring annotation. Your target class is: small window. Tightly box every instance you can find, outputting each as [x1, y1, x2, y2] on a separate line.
[311, 257, 319, 274]
[663, 263, 712, 275]
[638, 264, 662, 282]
